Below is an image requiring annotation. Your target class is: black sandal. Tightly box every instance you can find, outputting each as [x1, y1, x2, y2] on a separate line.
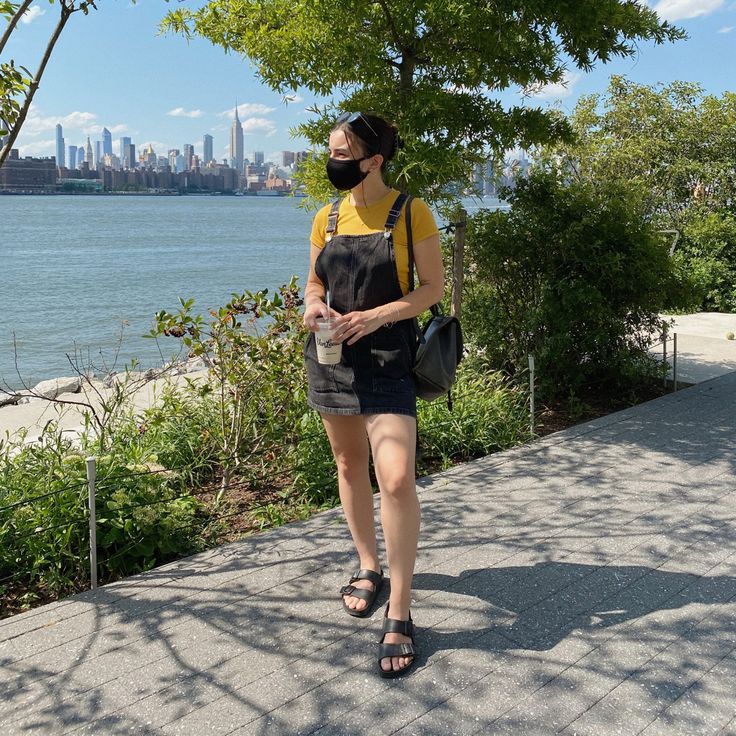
[339, 568, 384, 618]
[378, 602, 417, 678]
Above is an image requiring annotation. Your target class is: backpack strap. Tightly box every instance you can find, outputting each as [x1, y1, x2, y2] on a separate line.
[324, 198, 341, 243]
[406, 195, 415, 292]
[383, 192, 409, 239]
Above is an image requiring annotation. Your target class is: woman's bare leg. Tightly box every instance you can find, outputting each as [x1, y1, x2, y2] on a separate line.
[321, 413, 380, 612]
[365, 413, 420, 673]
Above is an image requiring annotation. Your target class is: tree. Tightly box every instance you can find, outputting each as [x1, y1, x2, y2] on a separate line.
[553, 76, 736, 224]
[542, 76, 736, 312]
[0, 0, 98, 169]
[160, 0, 683, 205]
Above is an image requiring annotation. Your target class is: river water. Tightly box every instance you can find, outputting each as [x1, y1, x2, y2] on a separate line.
[0, 193, 500, 390]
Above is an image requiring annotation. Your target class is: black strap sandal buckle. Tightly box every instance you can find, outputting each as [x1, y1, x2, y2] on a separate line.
[339, 568, 384, 618]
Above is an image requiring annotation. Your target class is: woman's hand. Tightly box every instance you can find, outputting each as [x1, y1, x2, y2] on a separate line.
[337, 308, 384, 345]
[303, 300, 343, 332]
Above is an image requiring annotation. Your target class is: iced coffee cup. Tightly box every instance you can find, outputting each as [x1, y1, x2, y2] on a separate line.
[315, 318, 342, 365]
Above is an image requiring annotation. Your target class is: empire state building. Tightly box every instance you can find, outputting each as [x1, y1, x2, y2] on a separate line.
[230, 104, 244, 173]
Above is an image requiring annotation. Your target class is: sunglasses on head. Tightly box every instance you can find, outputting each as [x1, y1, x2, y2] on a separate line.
[335, 111, 380, 150]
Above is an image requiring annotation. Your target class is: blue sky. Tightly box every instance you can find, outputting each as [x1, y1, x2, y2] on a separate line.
[7, 0, 736, 162]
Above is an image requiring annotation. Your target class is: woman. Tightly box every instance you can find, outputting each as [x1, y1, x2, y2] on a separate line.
[303, 112, 443, 677]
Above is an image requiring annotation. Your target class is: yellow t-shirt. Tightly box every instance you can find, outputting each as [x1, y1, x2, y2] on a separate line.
[310, 189, 439, 296]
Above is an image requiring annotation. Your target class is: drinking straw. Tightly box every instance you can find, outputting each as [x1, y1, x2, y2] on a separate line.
[326, 290, 331, 329]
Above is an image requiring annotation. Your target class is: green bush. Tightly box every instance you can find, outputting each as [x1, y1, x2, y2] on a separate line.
[673, 209, 736, 312]
[416, 350, 530, 471]
[0, 425, 208, 608]
[462, 169, 683, 401]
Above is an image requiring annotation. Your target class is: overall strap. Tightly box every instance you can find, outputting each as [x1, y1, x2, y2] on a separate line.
[383, 192, 409, 239]
[324, 198, 341, 242]
[405, 195, 415, 291]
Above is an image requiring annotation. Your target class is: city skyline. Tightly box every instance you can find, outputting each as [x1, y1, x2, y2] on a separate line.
[48, 107, 306, 174]
[6, 1, 736, 162]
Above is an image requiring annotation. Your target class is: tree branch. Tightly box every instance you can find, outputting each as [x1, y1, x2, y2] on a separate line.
[374, 0, 404, 52]
[0, 1, 74, 168]
[0, 0, 34, 56]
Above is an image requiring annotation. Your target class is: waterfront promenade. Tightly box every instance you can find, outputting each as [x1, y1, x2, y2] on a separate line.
[1, 370, 736, 734]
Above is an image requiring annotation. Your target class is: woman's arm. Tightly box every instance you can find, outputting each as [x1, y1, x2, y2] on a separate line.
[340, 232, 445, 346]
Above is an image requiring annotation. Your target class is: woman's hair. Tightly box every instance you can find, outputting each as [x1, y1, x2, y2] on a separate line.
[332, 112, 401, 171]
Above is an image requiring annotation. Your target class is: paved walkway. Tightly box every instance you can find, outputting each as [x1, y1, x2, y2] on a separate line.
[649, 312, 736, 385]
[2, 372, 736, 735]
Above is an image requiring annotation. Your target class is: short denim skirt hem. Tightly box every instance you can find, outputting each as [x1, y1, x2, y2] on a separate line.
[307, 397, 416, 418]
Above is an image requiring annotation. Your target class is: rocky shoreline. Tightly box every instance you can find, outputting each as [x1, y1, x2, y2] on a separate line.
[0, 356, 212, 446]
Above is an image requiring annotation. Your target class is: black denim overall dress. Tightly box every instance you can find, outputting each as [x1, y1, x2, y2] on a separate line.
[305, 192, 417, 417]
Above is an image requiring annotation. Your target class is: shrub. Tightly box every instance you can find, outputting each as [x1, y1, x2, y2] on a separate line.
[463, 169, 682, 400]
[673, 209, 736, 312]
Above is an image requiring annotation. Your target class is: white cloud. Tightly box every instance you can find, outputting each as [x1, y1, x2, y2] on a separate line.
[167, 107, 204, 118]
[219, 103, 277, 118]
[717, 25, 734, 32]
[524, 71, 581, 100]
[652, 0, 724, 21]
[16, 139, 55, 157]
[21, 108, 98, 136]
[20, 6, 45, 24]
[242, 117, 277, 137]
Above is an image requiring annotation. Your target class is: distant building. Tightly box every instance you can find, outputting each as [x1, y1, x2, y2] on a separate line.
[281, 151, 295, 167]
[124, 143, 135, 170]
[102, 127, 112, 157]
[55, 124, 65, 168]
[251, 150, 264, 166]
[140, 143, 156, 168]
[0, 150, 56, 192]
[230, 105, 244, 172]
[77, 147, 85, 168]
[203, 134, 213, 165]
[103, 153, 120, 169]
[85, 137, 93, 168]
[183, 143, 194, 171]
[95, 140, 103, 170]
[68, 145, 78, 170]
[120, 136, 132, 167]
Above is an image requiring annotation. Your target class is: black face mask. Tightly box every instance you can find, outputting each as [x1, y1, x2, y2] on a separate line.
[326, 156, 369, 190]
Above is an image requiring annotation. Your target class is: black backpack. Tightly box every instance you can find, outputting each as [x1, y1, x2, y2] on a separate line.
[405, 197, 464, 408]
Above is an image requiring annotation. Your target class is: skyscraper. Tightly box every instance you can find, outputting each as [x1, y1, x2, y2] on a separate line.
[252, 151, 264, 166]
[68, 145, 77, 170]
[230, 104, 244, 172]
[77, 147, 85, 168]
[95, 141, 102, 170]
[85, 137, 93, 168]
[203, 134, 213, 165]
[55, 124, 65, 168]
[120, 136, 131, 167]
[102, 127, 112, 157]
[183, 143, 194, 170]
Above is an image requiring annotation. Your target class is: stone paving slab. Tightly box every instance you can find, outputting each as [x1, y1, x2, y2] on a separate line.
[1, 371, 736, 735]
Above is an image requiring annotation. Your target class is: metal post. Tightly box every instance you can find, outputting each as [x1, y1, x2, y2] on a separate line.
[673, 333, 678, 392]
[662, 325, 668, 389]
[528, 354, 535, 436]
[86, 456, 98, 590]
[451, 208, 467, 319]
